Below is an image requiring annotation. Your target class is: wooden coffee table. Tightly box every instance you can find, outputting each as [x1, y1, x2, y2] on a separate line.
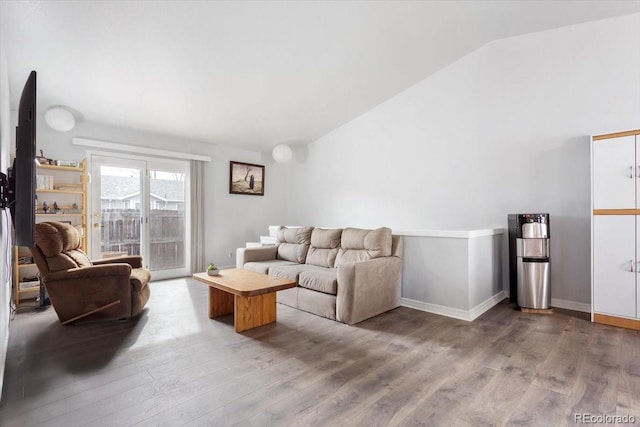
[192, 268, 296, 332]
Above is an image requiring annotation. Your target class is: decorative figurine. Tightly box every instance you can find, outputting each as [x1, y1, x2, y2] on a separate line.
[36, 149, 53, 165]
[42, 201, 49, 213]
[53, 202, 60, 213]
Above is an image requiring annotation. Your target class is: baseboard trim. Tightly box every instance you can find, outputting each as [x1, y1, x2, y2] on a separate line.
[594, 313, 640, 331]
[550, 298, 590, 313]
[401, 291, 506, 322]
[469, 291, 507, 320]
[483, 293, 590, 314]
[401, 298, 471, 321]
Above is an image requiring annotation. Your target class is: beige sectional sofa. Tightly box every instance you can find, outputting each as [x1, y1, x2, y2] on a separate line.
[236, 226, 403, 324]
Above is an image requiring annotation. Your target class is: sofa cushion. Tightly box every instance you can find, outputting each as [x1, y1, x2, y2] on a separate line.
[269, 263, 329, 281]
[335, 227, 392, 266]
[276, 287, 298, 307]
[277, 226, 313, 263]
[305, 228, 343, 268]
[299, 269, 337, 295]
[297, 287, 337, 321]
[244, 260, 298, 275]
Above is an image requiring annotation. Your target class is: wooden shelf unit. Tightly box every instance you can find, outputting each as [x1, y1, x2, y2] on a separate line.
[13, 158, 88, 305]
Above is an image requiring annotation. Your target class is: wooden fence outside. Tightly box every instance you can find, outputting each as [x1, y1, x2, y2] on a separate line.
[101, 209, 185, 270]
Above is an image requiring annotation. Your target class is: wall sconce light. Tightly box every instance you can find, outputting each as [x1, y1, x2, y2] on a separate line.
[45, 106, 75, 132]
[272, 144, 293, 163]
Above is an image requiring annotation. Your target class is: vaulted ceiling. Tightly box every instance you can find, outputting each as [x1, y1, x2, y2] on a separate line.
[2, 1, 639, 151]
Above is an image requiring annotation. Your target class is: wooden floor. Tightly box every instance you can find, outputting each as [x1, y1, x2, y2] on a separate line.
[1, 278, 639, 427]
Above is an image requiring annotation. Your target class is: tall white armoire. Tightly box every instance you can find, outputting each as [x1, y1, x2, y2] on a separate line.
[591, 129, 640, 330]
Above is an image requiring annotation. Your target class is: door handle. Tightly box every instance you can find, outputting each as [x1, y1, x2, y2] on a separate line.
[629, 166, 634, 178]
[630, 260, 635, 272]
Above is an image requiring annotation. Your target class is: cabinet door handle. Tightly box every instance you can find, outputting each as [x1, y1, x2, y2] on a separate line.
[630, 260, 635, 272]
[629, 166, 634, 178]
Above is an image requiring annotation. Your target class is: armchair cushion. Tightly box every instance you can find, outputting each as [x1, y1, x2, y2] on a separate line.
[35, 221, 82, 257]
[47, 252, 85, 272]
[35, 222, 92, 271]
[67, 249, 93, 268]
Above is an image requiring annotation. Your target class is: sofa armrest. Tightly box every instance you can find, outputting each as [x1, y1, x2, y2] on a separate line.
[336, 256, 402, 325]
[236, 248, 245, 269]
[93, 255, 143, 268]
[236, 246, 278, 268]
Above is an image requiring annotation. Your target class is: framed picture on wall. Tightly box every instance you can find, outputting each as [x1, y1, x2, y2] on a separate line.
[229, 161, 265, 196]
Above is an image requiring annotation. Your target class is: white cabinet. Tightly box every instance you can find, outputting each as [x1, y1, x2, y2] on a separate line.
[591, 129, 640, 330]
[592, 135, 638, 209]
[592, 215, 637, 318]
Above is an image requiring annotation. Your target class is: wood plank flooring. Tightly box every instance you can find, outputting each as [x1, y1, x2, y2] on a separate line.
[1, 278, 639, 426]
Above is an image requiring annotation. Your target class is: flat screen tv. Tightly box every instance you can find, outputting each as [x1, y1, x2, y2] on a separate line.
[7, 71, 37, 247]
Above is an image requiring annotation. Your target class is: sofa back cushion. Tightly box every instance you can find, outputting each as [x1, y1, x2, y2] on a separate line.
[305, 228, 343, 268]
[335, 227, 392, 266]
[277, 226, 313, 263]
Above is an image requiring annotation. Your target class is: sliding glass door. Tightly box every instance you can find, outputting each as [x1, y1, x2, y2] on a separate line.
[90, 154, 190, 280]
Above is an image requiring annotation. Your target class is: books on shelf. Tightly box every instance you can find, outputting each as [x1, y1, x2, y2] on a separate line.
[55, 160, 80, 167]
[19, 275, 40, 291]
[36, 175, 54, 190]
[19, 283, 40, 292]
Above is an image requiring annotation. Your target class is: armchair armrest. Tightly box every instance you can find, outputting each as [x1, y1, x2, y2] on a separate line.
[45, 264, 132, 282]
[93, 255, 143, 268]
[236, 246, 278, 268]
[336, 256, 403, 325]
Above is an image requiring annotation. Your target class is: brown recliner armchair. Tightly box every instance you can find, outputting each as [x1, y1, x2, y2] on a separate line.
[29, 221, 151, 325]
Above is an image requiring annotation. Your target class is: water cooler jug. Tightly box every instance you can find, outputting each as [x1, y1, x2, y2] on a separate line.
[508, 213, 551, 309]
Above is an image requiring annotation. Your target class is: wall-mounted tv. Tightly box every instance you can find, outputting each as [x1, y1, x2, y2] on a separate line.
[1, 71, 37, 247]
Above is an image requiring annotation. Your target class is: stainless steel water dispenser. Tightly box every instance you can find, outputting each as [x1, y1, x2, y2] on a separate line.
[508, 213, 551, 309]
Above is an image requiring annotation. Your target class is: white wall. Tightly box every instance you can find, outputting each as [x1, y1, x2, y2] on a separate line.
[287, 13, 640, 306]
[35, 121, 288, 269]
[0, 31, 12, 401]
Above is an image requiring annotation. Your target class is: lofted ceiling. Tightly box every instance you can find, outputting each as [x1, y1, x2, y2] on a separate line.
[1, 1, 639, 152]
